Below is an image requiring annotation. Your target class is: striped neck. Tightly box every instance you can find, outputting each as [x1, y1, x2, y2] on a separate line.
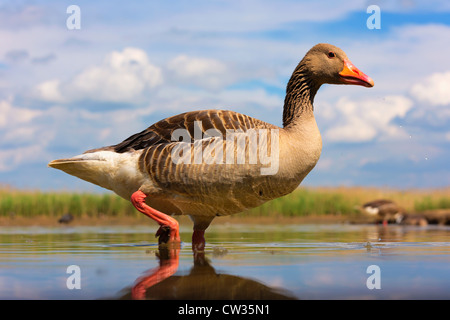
[282, 63, 321, 128]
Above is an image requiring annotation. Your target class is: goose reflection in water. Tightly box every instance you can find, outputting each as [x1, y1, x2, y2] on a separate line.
[117, 244, 297, 300]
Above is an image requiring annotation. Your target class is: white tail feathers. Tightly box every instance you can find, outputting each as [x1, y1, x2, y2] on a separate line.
[48, 150, 145, 197]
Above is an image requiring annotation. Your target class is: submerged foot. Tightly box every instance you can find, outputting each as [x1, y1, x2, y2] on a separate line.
[156, 224, 180, 245]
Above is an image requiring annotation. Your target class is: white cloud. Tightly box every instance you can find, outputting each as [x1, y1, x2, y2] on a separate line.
[152, 86, 283, 116]
[168, 55, 229, 89]
[34, 48, 163, 104]
[168, 55, 226, 78]
[323, 95, 413, 143]
[406, 70, 450, 125]
[326, 117, 376, 143]
[410, 71, 450, 106]
[34, 79, 65, 103]
[0, 99, 50, 171]
[0, 98, 42, 129]
[216, 88, 283, 111]
[0, 145, 48, 172]
[76, 107, 157, 143]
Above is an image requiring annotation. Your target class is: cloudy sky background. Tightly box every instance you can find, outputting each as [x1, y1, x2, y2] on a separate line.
[1, 0, 450, 192]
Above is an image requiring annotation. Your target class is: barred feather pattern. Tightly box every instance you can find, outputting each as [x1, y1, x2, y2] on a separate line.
[107, 110, 295, 217]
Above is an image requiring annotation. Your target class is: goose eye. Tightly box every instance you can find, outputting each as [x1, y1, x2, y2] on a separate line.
[327, 51, 336, 58]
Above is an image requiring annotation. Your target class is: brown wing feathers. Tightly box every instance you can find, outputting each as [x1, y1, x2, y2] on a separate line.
[112, 110, 277, 153]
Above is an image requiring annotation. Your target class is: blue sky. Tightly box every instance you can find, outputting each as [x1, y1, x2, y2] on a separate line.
[1, 0, 450, 191]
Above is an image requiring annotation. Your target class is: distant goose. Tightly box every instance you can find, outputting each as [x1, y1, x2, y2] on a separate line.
[58, 213, 74, 224]
[362, 199, 405, 225]
[48, 43, 374, 249]
[400, 214, 428, 226]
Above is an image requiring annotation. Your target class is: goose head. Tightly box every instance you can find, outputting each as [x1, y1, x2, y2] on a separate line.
[300, 43, 374, 88]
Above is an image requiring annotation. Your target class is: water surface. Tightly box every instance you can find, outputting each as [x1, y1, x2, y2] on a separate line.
[1, 223, 449, 299]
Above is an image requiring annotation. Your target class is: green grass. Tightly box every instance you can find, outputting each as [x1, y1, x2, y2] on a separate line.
[414, 195, 450, 212]
[0, 189, 137, 218]
[0, 186, 449, 219]
[243, 188, 357, 217]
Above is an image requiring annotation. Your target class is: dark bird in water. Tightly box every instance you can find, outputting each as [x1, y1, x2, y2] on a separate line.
[58, 213, 74, 224]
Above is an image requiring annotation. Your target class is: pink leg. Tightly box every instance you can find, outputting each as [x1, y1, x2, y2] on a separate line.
[131, 190, 180, 243]
[131, 246, 180, 300]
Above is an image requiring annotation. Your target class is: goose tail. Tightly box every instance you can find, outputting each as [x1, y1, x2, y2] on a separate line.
[48, 151, 118, 189]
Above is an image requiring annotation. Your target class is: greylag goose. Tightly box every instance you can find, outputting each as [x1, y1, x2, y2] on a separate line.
[48, 43, 374, 249]
[362, 199, 405, 225]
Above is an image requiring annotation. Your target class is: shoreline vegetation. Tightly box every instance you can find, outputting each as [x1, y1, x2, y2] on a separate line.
[0, 186, 449, 226]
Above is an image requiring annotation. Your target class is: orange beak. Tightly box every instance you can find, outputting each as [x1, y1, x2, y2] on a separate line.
[339, 59, 374, 87]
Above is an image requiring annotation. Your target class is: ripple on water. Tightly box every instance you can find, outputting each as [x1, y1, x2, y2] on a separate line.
[0, 224, 449, 299]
